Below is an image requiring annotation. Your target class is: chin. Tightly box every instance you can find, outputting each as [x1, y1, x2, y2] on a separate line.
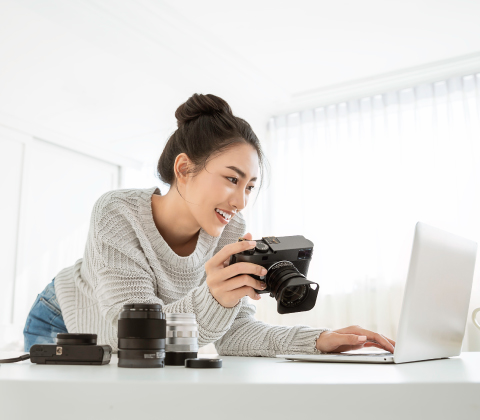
[202, 222, 225, 238]
[207, 227, 224, 238]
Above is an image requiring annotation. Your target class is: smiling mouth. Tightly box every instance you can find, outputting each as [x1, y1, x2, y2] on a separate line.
[215, 208, 232, 222]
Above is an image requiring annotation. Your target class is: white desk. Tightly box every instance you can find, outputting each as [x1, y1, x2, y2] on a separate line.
[1, 352, 480, 420]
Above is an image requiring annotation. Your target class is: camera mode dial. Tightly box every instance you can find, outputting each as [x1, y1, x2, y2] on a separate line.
[255, 242, 269, 253]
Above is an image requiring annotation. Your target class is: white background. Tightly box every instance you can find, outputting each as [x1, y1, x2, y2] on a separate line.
[1, 0, 480, 351]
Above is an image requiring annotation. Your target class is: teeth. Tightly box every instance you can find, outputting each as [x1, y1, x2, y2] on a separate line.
[215, 208, 231, 220]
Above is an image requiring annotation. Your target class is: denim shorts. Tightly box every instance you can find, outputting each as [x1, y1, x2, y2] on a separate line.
[23, 278, 68, 352]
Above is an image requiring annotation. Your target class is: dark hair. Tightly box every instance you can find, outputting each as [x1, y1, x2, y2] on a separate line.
[157, 93, 269, 202]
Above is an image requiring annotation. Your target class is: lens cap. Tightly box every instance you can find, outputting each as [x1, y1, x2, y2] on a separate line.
[184, 358, 222, 368]
[56, 333, 97, 345]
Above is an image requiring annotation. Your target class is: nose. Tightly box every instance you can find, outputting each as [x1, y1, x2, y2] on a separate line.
[230, 187, 247, 211]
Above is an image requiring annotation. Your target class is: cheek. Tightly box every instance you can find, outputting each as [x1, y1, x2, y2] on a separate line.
[207, 181, 232, 199]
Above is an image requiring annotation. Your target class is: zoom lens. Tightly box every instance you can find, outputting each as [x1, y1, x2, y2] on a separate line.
[117, 303, 166, 368]
[165, 313, 199, 366]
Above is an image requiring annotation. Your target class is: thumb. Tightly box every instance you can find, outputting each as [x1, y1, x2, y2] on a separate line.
[243, 232, 253, 240]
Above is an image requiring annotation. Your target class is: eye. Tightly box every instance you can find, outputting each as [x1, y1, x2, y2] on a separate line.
[226, 177, 255, 192]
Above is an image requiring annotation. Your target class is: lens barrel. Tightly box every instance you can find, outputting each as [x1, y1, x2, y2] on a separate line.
[165, 313, 199, 366]
[117, 303, 166, 368]
[264, 261, 319, 314]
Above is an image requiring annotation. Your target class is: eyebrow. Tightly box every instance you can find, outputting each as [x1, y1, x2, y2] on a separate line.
[225, 166, 257, 182]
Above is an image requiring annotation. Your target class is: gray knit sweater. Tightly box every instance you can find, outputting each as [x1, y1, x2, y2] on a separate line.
[54, 186, 329, 355]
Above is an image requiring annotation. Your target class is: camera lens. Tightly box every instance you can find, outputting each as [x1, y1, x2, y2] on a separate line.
[117, 303, 166, 368]
[280, 285, 308, 307]
[265, 261, 311, 309]
[165, 313, 199, 366]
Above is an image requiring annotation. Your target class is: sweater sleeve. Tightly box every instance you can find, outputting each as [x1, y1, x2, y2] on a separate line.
[95, 245, 243, 348]
[211, 214, 331, 356]
[214, 298, 331, 357]
[91, 192, 243, 349]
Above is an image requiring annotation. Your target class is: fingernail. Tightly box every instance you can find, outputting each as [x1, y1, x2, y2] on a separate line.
[261, 269, 267, 275]
[250, 241, 257, 246]
[256, 293, 260, 298]
[358, 336, 367, 342]
[260, 283, 266, 289]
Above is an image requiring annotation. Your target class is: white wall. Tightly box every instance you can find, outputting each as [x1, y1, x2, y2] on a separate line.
[0, 124, 143, 350]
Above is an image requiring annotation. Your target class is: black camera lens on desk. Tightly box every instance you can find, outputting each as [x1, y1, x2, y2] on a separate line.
[117, 303, 166, 368]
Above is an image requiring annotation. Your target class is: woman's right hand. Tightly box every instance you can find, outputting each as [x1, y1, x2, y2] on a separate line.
[205, 236, 268, 308]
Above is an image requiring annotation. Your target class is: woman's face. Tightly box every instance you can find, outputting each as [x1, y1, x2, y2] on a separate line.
[183, 142, 259, 237]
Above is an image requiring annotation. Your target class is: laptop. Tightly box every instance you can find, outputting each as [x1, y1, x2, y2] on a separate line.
[277, 222, 478, 364]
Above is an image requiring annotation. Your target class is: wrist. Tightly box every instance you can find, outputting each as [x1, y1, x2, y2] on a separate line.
[315, 328, 332, 352]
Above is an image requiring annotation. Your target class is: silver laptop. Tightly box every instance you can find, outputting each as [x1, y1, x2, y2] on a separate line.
[277, 222, 477, 364]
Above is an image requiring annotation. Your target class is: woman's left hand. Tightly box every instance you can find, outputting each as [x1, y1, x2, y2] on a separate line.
[316, 325, 396, 353]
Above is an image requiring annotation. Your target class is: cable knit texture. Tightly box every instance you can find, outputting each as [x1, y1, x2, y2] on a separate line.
[54, 186, 330, 355]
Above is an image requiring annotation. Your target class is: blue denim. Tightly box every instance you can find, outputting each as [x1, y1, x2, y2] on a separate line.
[23, 278, 68, 352]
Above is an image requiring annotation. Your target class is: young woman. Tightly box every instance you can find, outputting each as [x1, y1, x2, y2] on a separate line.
[23, 93, 395, 355]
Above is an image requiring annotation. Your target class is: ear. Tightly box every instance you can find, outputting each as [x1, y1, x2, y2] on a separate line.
[173, 153, 192, 186]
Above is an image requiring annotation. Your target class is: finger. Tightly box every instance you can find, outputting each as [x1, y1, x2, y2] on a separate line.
[333, 344, 366, 353]
[222, 261, 267, 281]
[334, 326, 395, 353]
[365, 333, 395, 353]
[208, 240, 257, 269]
[377, 334, 396, 348]
[222, 274, 267, 292]
[386, 336, 396, 346]
[242, 233, 253, 240]
[334, 342, 391, 353]
[229, 285, 260, 302]
[362, 342, 393, 352]
[327, 332, 367, 352]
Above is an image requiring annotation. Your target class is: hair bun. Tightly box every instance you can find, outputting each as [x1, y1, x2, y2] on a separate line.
[175, 93, 233, 127]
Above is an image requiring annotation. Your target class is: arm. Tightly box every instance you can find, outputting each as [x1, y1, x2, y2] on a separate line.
[214, 297, 331, 357]
[91, 192, 243, 350]
[95, 250, 243, 349]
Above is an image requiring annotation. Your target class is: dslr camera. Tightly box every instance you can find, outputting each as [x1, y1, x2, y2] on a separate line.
[229, 235, 319, 314]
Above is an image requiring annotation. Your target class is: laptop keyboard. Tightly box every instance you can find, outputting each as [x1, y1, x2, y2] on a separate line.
[337, 352, 393, 357]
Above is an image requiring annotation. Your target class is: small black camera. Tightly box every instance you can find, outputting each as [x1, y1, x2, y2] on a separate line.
[229, 235, 319, 314]
[29, 333, 112, 365]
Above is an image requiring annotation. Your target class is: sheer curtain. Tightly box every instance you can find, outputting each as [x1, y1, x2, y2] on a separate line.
[244, 73, 480, 351]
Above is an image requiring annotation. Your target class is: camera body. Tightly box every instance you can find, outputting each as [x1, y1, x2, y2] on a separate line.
[229, 235, 319, 314]
[29, 333, 112, 365]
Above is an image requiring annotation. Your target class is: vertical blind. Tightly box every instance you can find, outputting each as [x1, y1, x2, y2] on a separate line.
[246, 73, 480, 349]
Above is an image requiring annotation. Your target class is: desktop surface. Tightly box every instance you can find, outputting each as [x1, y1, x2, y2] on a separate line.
[1, 352, 479, 419]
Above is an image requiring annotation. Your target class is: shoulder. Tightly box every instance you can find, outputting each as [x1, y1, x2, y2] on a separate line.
[93, 186, 157, 216]
[91, 186, 158, 234]
[94, 186, 155, 208]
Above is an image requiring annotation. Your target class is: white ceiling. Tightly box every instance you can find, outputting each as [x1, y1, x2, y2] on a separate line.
[1, 0, 480, 163]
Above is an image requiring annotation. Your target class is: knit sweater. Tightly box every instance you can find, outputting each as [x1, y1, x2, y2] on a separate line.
[54, 186, 330, 355]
